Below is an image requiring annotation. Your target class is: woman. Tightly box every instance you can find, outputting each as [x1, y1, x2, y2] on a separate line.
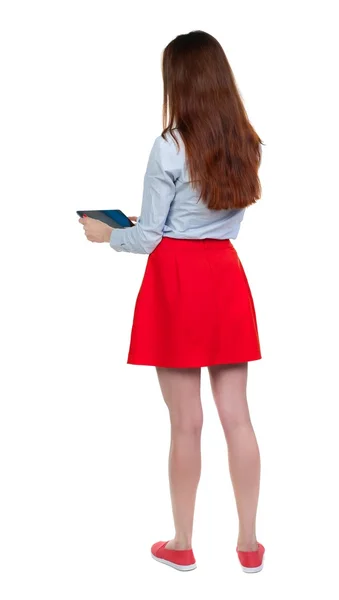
[79, 30, 265, 574]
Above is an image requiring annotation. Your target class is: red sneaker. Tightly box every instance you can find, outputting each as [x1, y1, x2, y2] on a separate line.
[151, 541, 197, 571]
[236, 543, 265, 573]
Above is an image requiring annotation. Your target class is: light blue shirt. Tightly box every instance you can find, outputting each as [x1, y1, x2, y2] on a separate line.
[109, 129, 246, 254]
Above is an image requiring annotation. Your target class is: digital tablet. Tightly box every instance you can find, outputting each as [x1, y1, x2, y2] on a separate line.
[76, 209, 136, 229]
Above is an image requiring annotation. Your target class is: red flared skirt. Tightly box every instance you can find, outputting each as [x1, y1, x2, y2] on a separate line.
[127, 237, 262, 368]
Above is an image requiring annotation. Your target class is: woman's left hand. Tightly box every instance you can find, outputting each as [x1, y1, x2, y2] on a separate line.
[78, 216, 113, 243]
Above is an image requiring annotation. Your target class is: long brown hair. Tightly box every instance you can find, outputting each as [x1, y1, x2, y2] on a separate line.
[161, 31, 264, 210]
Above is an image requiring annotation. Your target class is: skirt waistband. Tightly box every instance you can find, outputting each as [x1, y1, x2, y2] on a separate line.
[161, 236, 233, 244]
[152, 236, 235, 257]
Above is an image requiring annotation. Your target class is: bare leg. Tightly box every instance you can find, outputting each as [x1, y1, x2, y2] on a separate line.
[208, 362, 261, 551]
[156, 367, 203, 550]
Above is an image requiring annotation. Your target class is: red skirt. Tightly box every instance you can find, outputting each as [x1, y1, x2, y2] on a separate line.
[127, 237, 261, 368]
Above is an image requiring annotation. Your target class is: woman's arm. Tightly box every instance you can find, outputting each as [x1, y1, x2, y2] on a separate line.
[109, 135, 178, 254]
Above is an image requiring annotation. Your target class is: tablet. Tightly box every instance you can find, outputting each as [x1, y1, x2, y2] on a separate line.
[76, 209, 136, 229]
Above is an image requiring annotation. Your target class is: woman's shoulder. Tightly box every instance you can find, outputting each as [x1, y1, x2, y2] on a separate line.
[154, 129, 184, 151]
[152, 129, 185, 166]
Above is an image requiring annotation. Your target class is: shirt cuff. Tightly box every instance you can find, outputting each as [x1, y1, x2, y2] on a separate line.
[109, 228, 126, 252]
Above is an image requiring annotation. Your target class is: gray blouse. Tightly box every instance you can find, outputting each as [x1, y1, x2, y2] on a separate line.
[109, 130, 246, 254]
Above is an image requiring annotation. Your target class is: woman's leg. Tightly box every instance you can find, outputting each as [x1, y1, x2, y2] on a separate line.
[155, 366, 203, 551]
[208, 362, 261, 552]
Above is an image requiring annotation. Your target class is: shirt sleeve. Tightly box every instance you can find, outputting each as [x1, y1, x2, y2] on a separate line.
[109, 135, 177, 254]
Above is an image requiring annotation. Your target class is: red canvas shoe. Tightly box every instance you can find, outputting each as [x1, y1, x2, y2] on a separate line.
[151, 541, 197, 571]
[236, 543, 265, 573]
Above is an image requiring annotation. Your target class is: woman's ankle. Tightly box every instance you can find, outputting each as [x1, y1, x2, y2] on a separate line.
[171, 537, 192, 550]
[237, 536, 258, 552]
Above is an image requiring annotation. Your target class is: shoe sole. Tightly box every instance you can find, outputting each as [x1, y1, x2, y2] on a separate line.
[241, 556, 264, 573]
[151, 553, 197, 571]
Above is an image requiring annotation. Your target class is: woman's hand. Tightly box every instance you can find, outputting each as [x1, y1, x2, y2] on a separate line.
[78, 216, 113, 243]
[128, 216, 138, 223]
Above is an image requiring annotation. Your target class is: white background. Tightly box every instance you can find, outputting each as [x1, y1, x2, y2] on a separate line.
[1, 1, 339, 598]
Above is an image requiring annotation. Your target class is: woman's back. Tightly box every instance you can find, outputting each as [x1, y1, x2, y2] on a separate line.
[159, 129, 246, 241]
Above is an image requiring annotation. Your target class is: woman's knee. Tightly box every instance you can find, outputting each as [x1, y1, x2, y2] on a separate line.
[169, 411, 204, 436]
[217, 405, 251, 436]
